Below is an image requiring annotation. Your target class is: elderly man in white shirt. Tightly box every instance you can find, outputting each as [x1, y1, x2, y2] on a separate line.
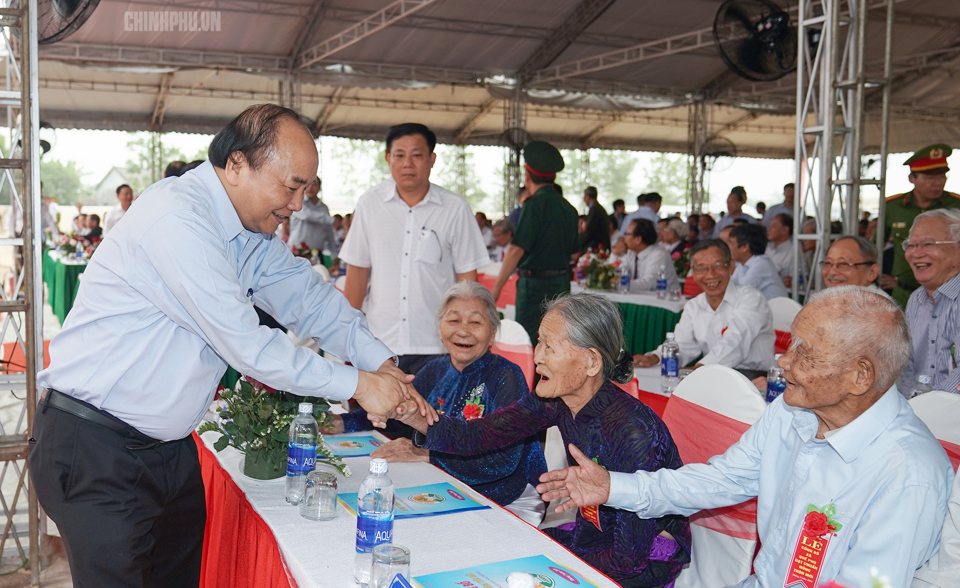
[621, 218, 679, 293]
[340, 123, 489, 375]
[724, 223, 789, 300]
[821, 236, 883, 293]
[103, 184, 134, 235]
[634, 239, 775, 374]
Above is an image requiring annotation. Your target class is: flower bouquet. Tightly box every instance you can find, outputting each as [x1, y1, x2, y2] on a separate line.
[672, 246, 692, 279]
[197, 376, 349, 480]
[291, 241, 319, 263]
[577, 249, 621, 290]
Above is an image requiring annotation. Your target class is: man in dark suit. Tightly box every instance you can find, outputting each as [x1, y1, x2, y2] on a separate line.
[579, 186, 611, 252]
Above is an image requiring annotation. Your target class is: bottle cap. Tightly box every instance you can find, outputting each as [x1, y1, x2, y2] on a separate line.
[665, 332, 675, 340]
[369, 458, 388, 475]
[298, 402, 313, 413]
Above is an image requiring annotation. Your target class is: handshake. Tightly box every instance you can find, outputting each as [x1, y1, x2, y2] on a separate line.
[349, 359, 438, 431]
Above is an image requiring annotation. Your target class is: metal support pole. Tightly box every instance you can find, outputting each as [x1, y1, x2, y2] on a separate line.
[503, 85, 526, 214]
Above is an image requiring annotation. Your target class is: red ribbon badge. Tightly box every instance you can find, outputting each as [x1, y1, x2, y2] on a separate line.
[580, 505, 601, 531]
[783, 511, 836, 588]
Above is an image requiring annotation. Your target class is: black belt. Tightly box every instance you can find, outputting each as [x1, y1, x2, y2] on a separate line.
[517, 268, 569, 278]
[41, 389, 166, 450]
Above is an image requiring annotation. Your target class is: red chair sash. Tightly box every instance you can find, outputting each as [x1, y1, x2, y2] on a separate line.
[491, 342, 534, 391]
[940, 439, 960, 472]
[774, 330, 792, 355]
[479, 273, 517, 307]
[614, 378, 640, 400]
[683, 278, 702, 297]
[662, 396, 758, 541]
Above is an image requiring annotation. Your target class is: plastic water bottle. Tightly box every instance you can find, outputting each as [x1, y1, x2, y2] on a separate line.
[354, 458, 395, 587]
[284, 402, 318, 505]
[656, 265, 667, 299]
[766, 366, 787, 403]
[619, 266, 631, 293]
[576, 266, 584, 285]
[660, 332, 680, 394]
[910, 374, 934, 398]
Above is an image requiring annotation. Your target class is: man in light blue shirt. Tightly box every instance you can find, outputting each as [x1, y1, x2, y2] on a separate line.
[724, 223, 789, 300]
[538, 286, 953, 588]
[29, 105, 433, 586]
[621, 192, 662, 230]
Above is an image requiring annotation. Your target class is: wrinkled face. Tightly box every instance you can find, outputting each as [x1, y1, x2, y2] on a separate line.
[906, 217, 960, 292]
[779, 309, 846, 410]
[386, 133, 436, 196]
[534, 312, 593, 400]
[909, 171, 948, 203]
[438, 297, 495, 371]
[117, 187, 134, 211]
[492, 225, 511, 247]
[690, 246, 733, 300]
[822, 239, 879, 287]
[727, 192, 743, 214]
[231, 119, 319, 234]
[767, 216, 788, 243]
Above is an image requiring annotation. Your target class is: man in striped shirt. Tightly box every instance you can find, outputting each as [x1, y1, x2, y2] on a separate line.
[900, 209, 960, 396]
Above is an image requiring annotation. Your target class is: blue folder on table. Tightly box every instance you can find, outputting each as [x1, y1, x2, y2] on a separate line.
[338, 482, 489, 519]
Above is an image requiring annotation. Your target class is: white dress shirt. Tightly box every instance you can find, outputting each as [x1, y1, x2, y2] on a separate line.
[913, 468, 960, 587]
[38, 162, 393, 441]
[764, 239, 793, 278]
[338, 180, 489, 356]
[103, 205, 126, 235]
[733, 254, 789, 300]
[288, 197, 338, 256]
[621, 206, 660, 230]
[655, 281, 774, 370]
[480, 225, 495, 249]
[624, 246, 679, 293]
[761, 202, 793, 227]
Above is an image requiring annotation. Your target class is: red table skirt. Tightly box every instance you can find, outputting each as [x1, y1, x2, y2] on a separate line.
[195, 433, 297, 588]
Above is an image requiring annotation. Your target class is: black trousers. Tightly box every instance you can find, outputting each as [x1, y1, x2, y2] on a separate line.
[29, 400, 205, 588]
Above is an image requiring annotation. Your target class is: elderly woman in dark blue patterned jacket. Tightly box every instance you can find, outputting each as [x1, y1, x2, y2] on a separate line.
[326, 281, 548, 525]
[393, 293, 690, 587]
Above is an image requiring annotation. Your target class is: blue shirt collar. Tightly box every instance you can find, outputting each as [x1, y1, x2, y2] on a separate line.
[196, 161, 245, 241]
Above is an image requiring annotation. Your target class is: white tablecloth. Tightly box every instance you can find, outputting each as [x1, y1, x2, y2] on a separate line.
[196, 430, 618, 588]
[570, 283, 687, 314]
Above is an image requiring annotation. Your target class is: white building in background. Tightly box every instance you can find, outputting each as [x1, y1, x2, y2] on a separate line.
[94, 167, 130, 206]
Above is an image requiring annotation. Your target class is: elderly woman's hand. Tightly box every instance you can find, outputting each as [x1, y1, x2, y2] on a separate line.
[377, 359, 438, 425]
[392, 398, 432, 434]
[370, 438, 429, 463]
[633, 353, 660, 368]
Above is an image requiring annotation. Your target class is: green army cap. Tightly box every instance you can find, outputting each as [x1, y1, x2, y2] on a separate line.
[523, 140, 564, 177]
[904, 143, 951, 173]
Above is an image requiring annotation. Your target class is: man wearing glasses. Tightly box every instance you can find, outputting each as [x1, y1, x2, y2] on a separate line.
[883, 143, 960, 306]
[633, 239, 774, 378]
[899, 209, 960, 397]
[820, 236, 883, 293]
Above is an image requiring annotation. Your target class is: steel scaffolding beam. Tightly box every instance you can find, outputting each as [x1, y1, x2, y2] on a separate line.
[295, 0, 442, 70]
[792, 0, 894, 298]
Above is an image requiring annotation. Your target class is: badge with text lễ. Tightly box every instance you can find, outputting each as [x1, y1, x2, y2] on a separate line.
[579, 456, 604, 531]
[783, 503, 843, 588]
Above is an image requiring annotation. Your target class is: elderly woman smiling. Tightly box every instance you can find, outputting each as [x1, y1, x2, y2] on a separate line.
[331, 281, 548, 525]
[395, 293, 690, 587]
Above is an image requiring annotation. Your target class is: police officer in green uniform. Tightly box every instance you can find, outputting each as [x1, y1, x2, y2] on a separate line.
[492, 141, 579, 344]
[883, 143, 960, 306]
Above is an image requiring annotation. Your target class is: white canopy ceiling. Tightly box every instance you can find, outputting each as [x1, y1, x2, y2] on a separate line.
[29, 0, 960, 158]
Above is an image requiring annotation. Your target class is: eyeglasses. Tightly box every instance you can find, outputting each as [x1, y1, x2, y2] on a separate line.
[901, 240, 958, 253]
[691, 261, 730, 275]
[819, 261, 875, 271]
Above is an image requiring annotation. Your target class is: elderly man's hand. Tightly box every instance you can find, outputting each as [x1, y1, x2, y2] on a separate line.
[376, 360, 439, 426]
[354, 370, 410, 428]
[536, 444, 610, 513]
[370, 438, 429, 463]
[633, 354, 660, 368]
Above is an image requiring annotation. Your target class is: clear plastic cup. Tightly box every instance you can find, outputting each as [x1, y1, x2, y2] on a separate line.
[371, 544, 411, 588]
[298, 470, 338, 521]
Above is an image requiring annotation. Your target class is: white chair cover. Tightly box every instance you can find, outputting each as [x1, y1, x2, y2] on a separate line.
[491, 319, 535, 391]
[539, 426, 577, 530]
[663, 365, 768, 588]
[767, 296, 802, 333]
[312, 263, 331, 282]
[909, 391, 960, 471]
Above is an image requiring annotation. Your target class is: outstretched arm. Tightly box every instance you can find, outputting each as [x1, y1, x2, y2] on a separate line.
[537, 444, 611, 513]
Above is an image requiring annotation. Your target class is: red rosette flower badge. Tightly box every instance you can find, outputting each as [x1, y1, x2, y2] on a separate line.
[462, 398, 485, 421]
[803, 503, 841, 538]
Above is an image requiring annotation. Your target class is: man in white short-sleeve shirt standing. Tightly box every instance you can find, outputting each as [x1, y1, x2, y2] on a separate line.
[340, 123, 489, 375]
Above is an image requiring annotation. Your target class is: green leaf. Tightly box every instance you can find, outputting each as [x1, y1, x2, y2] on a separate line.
[806, 504, 819, 514]
[271, 429, 288, 442]
[829, 521, 842, 533]
[213, 435, 230, 452]
[822, 504, 836, 518]
[233, 413, 248, 429]
[196, 421, 219, 435]
[223, 421, 240, 436]
[258, 405, 275, 419]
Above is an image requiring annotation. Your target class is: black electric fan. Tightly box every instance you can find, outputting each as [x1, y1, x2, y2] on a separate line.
[38, 0, 101, 44]
[713, 0, 797, 82]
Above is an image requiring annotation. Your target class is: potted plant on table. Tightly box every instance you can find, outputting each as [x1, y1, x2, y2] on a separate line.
[198, 376, 349, 480]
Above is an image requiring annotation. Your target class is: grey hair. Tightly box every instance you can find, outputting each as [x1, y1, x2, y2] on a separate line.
[666, 217, 688, 240]
[804, 286, 910, 392]
[435, 280, 501, 335]
[493, 218, 515, 235]
[544, 293, 633, 384]
[831, 235, 878, 264]
[911, 208, 960, 242]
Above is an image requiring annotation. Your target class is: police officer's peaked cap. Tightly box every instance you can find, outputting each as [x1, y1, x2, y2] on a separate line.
[904, 143, 952, 173]
[522, 141, 564, 176]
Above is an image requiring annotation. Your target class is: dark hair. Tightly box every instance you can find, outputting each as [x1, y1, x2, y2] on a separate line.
[628, 219, 658, 245]
[476, 211, 488, 222]
[730, 186, 747, 202]
[208, 104, 307, 170]
[164, 161, 186, 177]
[773, 213, 794, 236]
[641, 192, 663, 204]
[688, 213, 700, 223]
[88, 214, 101, 226]
[584, 186, 598, 200]
[732, 217, 750, 226]
[700, 214, 716, 229]
[784, 182, 795, 191]
[612, 198, 625, 208]
[386, 123, 437, 153]
[730, 224, 767, 255]
[333, 214, 343, 220]
[690, 238, 732, 263]
[756, 201, 766, 212]
[116, 184, 131, 195]
[182, 160, 205, 173]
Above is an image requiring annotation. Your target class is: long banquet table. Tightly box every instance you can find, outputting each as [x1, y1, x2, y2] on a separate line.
[570, 284, 686, 355]
[196, 429, 619, 588]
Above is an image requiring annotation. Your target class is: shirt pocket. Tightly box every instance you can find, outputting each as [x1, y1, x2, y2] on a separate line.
[415, 228, 443, 266]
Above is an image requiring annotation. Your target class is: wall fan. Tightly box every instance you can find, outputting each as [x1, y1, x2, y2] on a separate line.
[713, 0, 797, 82]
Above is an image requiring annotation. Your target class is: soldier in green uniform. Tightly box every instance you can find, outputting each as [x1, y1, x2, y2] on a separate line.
[492, 141, 579, 344]
[883, 143, 960, 306]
